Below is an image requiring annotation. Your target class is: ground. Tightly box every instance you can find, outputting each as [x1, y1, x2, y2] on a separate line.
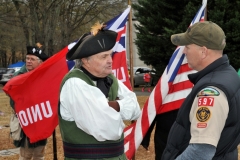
[1, 85, 240, 160]
[0, 86, 155, 160]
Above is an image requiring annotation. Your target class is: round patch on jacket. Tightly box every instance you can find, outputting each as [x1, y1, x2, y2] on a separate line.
[196, 107, 211, 122]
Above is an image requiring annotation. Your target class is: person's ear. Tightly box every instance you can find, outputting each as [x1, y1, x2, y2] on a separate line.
[82, 58, 88, 66]
[82, 57, 92, 68]
[201, 46, 208, 59]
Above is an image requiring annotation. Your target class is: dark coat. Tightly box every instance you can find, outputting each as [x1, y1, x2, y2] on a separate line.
[162, 55, 240, 160]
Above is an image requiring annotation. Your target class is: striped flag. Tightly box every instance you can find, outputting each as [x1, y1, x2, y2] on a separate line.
[123, 1, 207, 159]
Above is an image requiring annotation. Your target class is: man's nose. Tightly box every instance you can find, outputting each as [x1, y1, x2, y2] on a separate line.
[108, 55, 113, 62]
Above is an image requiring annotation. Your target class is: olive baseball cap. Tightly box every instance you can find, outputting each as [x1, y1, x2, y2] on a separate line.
[171, 21, 226, 50]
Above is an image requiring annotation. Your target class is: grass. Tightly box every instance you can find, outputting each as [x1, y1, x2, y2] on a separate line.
[0, 85, 154, 160]
[133, 85, 154, 91]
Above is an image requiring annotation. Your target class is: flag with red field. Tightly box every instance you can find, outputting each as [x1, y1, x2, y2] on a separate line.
[105, 5, 132, 90]
[3, 46, 74, 143]
[123, 1, 207, 159]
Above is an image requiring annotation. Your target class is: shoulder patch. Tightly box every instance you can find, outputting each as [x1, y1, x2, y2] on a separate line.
[197, 123, 207, 128]
[198, 97, 214, 107]
[196, 107, 211, 122]
[197, 87, 220, 97]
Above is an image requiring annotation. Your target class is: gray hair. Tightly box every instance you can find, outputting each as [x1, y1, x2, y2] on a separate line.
[75, 57, 91, 69]
[74, 59, 83, 69]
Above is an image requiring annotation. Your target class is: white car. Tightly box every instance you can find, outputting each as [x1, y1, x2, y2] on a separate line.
[0, 67, 21, 85]
[0, 68, 8, 84]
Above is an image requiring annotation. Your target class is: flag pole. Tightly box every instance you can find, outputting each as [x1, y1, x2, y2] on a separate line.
[128, 2, 136, 160]
[128, 0, 134, 89]
[53, 129, 58, 160]
[203, 0, 208, 20]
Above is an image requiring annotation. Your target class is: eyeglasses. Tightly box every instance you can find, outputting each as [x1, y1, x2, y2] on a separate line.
[26, 57, 40, 62]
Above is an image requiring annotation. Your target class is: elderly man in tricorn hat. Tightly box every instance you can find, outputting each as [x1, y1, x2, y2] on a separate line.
[10, 45, 49, 160]
[58, 22, 141, 160]
[161, 21, 240, 160]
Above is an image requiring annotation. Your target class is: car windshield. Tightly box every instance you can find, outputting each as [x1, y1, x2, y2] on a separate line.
[6, 69, 15, 74]
[142, 68, 150, 73]
[136, 68, 150, 73]
[0, 68, 7, 74]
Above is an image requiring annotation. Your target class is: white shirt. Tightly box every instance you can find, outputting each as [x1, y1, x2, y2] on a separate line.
[60, 77, 141, 141]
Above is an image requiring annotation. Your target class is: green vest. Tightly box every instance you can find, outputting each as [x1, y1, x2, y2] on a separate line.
[58, 69, 127, 160]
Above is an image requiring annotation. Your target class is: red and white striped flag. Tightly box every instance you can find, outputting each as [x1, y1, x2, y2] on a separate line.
[123, 1, 207, 159]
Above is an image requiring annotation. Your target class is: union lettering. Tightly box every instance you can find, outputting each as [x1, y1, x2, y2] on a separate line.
[112, 67, 126, 82]
[17, 101, 53, 127]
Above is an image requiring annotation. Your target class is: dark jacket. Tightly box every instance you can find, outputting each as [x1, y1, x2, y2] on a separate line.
[162, 55, 240, 160]
[10, 65, 47, 148]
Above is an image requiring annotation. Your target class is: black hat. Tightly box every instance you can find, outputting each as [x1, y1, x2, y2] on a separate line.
[66, 24, 117, 60]
[26, 46, 49, 61]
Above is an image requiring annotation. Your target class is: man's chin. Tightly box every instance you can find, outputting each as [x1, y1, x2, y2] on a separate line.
[26, 66, 33, 71]
[107, 69, 112, 74]
[101, 71, 112, 77]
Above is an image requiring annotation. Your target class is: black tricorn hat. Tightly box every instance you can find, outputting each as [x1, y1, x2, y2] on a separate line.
[66, 29, 117, 60]
[26, 46, 49, 61]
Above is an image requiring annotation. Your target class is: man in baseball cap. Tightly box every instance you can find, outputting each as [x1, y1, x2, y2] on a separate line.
[162, 21, 240, 160]
[170, 21, 226, 71]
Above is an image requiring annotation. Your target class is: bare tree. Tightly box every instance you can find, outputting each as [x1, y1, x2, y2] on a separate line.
[0, 0, 26, 66]
[10, 0, 125, 55]
[0, 0, 126, 65]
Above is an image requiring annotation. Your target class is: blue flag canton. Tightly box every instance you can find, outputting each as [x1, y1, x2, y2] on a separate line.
[105, 12, 129, 57]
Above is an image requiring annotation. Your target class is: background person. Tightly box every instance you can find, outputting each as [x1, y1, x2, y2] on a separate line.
[10, 45, 49, 160]
[162, 21, 240, 160]
[58, 22, 141, 160]
[142, 71, 151, 92]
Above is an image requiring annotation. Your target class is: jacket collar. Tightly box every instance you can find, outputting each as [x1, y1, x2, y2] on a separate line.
[188, 54, 229, 85]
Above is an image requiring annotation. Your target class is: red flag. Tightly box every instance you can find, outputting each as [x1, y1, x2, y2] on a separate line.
[123, 1, 207, 159]
[3, 47, 69, 143]
[105, 6, 132, 90]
